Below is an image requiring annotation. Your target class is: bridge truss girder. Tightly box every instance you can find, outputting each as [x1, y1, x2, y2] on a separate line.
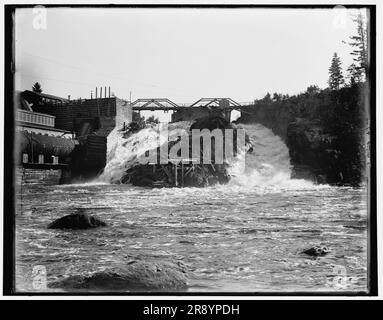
[131, 98, 180, 110]
[189, 98, 242, 109]
[130, 97, 242, 111]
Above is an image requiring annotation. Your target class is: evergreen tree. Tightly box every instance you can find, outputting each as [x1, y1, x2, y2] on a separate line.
[346, 63, 362, 86]
[32, 82, 42, 93]
[262, 92, 272, 102]
[328, 53, 344, 90]
[272, 93, 282, 102]
[347, 12, 368, 81]
[306, 85, 320, 95]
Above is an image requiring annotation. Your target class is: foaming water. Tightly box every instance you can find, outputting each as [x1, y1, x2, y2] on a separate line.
[100, 121, 306, 190]
[63, 181, 110, 187]
[15, 182, 368, 292]
[99, 121, 192, 183]
[14, 122, 368, 293]
[228, 123, 317, 190]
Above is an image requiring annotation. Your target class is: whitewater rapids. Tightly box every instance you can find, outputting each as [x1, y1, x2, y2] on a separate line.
[99, 121, 315, 190]
[15, 122, 368, 293]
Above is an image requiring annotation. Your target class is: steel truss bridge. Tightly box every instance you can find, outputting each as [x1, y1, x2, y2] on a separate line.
[130, 98, 243, 111]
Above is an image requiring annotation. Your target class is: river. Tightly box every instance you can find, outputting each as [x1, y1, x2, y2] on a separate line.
[15, 123, 368, 293]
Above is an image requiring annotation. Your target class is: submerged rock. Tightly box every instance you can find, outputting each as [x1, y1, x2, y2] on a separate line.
[48, 212, 106, 230]
[302, 245, 330, 257]
[48, 261, 188, 292]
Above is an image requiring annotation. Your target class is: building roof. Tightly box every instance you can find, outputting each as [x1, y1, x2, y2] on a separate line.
[22, 90, 69, 102]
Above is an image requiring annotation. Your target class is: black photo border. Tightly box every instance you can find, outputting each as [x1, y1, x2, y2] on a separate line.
[3, 3, 377, 297]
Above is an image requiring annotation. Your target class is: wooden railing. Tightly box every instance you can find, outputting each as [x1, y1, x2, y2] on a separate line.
[16, 109, 55, 127]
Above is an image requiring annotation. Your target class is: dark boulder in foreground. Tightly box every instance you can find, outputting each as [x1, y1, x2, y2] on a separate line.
[48, 261, 188, 292]
[302, 245, 330, 257]
[48, 212, 106, 230]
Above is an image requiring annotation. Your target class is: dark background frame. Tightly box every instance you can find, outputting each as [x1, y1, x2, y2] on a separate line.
[3, 4, 377, 296]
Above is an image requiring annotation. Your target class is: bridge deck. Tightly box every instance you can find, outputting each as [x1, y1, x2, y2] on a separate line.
[132, 106, 242, 111]
[131, 98, 245, 111]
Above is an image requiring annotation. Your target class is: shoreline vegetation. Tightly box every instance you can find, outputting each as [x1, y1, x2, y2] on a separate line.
[239, 82, 369, 186]
[241, 12, 369, 186]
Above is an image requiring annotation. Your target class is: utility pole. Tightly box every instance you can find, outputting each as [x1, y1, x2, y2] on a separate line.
[31, 132, 33, 163]
[97, 87, 100, 116]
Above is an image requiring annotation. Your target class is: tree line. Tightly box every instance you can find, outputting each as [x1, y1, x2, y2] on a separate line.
[245, 11, 369, 185]
[328, 13, 368, 90]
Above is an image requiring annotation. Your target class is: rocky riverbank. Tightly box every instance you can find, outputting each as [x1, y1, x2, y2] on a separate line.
[286, 118, 337, 184]
[286, 117, 367, 186]
[238, 84, 368, 186]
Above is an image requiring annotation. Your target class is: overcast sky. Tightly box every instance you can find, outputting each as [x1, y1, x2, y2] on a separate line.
[15, 7, 367, 104]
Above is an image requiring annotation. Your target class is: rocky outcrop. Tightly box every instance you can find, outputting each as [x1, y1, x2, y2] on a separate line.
[123, 163, 230, 188]
[238, 85, 368, 186]
[287, 116, 367, 186]
[286, 118, 339, 184]
[48, 261, 188, 292]
[48, 211, 106, 230]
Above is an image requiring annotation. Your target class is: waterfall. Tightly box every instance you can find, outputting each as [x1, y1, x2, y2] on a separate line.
[99, 121, 309, 188]
[228, 123, 292, 187]
[98, 121, 193, 183]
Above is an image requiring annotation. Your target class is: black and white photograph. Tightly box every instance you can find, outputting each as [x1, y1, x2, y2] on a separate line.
[2, 3, 378, 299]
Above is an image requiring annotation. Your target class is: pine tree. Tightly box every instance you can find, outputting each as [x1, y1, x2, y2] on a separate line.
[306, 85, 320, 95]
[32, 82, 42, 93]
[328, 53, 344, 90]
[346, 63, 362, 86]
[262, 92, 271, 102]
[347, 12, 368, 81]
